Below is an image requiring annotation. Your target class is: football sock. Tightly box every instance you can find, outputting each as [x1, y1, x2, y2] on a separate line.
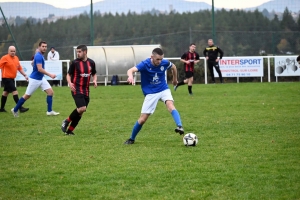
[1, 95, 7, 109]
[177, 81, 185, 87]
[69, 109, 80, 121]
[188, 86, 192, 94]
[171, 109, 182, 127]
[130, 121, 143, 140]
[68, 116, 81, 132]
[46, 96, 53, 112]
[13, 94, 19, 104]
[14, 97, 26, 112]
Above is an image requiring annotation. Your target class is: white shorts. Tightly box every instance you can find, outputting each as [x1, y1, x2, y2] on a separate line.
[25, 77, 52, 96]
[141, 89, 174, 114]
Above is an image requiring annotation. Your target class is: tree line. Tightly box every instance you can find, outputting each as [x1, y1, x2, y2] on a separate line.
[0, 8, 299, 61]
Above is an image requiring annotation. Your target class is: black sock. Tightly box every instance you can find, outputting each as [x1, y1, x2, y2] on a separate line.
[69, 109, 80, 121]
[68, 116, 82, 132]
[1, 95, 7, 109]
[188, 86, 192, 94]
[13, 94, 19, 104]
[177, 81, 185, 87]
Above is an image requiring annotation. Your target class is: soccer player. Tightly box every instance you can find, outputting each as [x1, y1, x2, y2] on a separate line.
[0, 46, 29, 113]
[11, 41, 60, 117]
[297, 55, 300, 64]
[174, 43, 200, 95]
[61, 45, 97, 135]
[203, 39, 224, 83]
[124, 48, 184, 145]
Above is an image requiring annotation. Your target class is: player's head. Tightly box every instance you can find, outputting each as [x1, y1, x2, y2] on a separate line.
[38, 41, 47, 54]
[297, 55, 300, 64]
[50, 47, 55, 53]
[208, 39, 214, 46]
[151, 48, 164, 66]
[76, 45, 88, 61]
[8, 46, 16, 57]
[189, 43, 196, 52]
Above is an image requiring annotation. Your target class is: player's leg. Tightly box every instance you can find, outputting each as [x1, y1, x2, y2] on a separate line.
[12, 78, 37, 117]
[42, 78, 59, 115]
[174, 71, 189, 91]
[124, 93, 159, 144]
[208, 61, 215, 83]
[0, 78, 9, 112]
[186, 72, 194, 95]
[214, 61, 223, 83]
[63, 95, 89, 135]
[161, 89, 184, 135]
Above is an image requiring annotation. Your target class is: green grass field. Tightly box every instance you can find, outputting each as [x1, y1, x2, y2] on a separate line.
[0, 82, 299, 199]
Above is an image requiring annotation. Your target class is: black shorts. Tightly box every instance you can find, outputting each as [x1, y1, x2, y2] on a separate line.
[185, 71, 194, 79]
[72, 94, 90, 108]
[2, 78, 17, 93]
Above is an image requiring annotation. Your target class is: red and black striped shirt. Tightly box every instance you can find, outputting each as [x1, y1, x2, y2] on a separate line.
[68, 58, 96, 96]
[181, 51, 200, 72]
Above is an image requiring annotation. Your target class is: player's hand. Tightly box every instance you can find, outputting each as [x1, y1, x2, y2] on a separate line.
[69, 83, 75, 92]
[172, 80, 178, 86]
[93, 81, 97, 88]
[127, 76, 134, 85]
[49, 74, 56, 79]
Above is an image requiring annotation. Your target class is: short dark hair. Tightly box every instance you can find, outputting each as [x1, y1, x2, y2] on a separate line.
[152, 48, 164, 56]
[39, 41, 47, 46]
[77, 44, 87, 52]
[190, 43, 196, 46]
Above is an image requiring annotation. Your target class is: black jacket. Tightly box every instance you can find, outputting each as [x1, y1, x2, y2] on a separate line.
[203, 45, 224, 61]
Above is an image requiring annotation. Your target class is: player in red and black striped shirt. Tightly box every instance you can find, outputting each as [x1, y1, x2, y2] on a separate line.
[174, 43, 200, 95]
[61, 45, 97, 135]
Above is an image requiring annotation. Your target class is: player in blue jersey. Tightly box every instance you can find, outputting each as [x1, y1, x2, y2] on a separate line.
[11, 41, 59, 117]
[124, 48, 184, 145]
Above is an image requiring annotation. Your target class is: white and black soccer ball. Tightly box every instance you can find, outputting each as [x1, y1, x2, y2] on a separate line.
[183, 133, 198, 146]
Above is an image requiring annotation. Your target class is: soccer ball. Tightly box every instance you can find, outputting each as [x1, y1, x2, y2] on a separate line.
[183, 133, 198, 146]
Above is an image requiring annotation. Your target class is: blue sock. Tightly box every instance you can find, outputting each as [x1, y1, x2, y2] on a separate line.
[130, 121, 143, 140]
[171, 109, 182, 127]
[14, 97, 26, 112]
[47, 96, 53, 112]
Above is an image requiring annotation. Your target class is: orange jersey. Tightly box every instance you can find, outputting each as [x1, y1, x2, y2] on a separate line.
[0, 54, 23, 78]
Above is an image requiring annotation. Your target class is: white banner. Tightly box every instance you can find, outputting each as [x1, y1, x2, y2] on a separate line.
[215, 57, 264, 77]
[16, 61, 63, 81]
[274, 56, 300, 76]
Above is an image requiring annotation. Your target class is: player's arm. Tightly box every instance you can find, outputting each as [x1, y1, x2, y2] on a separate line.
[217, 47, 224, 61]
[18, 67, 28, 81]
[37, 63, 56, 79]
[170, 63, 178, 86]
[67, 61, 75, 91]
[91, 63, 97, 88]
[180, 53, 189, 65]
[127, 66, 138, 85]
[194, 53, 200, 64]
[203, 48, 208, 60]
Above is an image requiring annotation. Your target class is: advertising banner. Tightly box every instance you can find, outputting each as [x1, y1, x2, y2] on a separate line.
[274, 56, 300, 76]
[215, 57, 264, 77]
[16, 61, 63, 80]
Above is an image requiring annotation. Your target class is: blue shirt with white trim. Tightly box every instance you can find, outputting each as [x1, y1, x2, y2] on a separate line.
[30, 52, 45, 80]
[136, 58, 173, 96]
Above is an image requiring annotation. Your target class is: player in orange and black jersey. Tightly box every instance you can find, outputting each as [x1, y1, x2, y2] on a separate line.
[61, 45, 97, 135]
[174, 43, 200, 95]
[203, 39, 224, 83]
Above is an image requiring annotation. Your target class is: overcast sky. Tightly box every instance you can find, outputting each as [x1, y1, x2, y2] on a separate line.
[0, 0, 271, 9]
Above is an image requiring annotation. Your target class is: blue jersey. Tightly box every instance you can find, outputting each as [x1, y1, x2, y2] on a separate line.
[136, 58, 173, 96]
[30, 52, 45, 80]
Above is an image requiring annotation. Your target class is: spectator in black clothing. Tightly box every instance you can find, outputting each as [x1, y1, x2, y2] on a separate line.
[61, 45, 97, 135]
[174, 43, 200, 95]
[297, 55, 300, 64]
[203, 39, 224, 83]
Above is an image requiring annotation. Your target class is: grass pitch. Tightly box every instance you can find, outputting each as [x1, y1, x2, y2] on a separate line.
[0, 82, 299, 199]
